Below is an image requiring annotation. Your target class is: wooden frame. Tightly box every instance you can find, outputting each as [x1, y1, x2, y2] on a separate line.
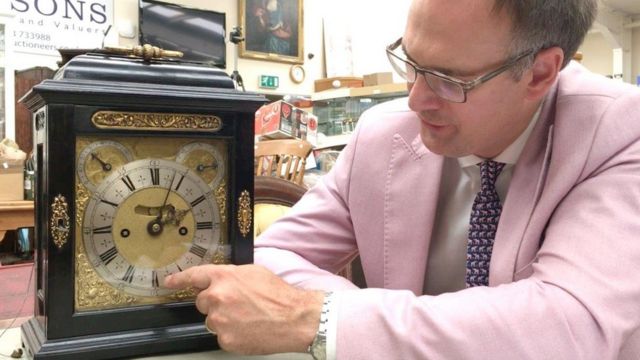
[239, 0, 304, 64]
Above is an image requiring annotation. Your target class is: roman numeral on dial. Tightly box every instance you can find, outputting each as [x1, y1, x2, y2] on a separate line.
[189, 245, 207, 258]
[122, 265, 135, 283]
[196, 221, 213, 230]
[99, 246, 118, 265]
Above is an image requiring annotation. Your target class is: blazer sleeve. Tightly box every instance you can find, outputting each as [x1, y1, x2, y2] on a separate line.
[253, 117, 364, 291]
[331, 90, 640, 359]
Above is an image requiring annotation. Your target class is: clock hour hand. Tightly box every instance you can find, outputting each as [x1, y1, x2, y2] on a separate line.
[148, 171, 177, 236]
[91, 152, 112, 171]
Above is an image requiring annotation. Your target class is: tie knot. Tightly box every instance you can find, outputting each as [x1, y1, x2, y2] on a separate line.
[479, 160, 505, 189]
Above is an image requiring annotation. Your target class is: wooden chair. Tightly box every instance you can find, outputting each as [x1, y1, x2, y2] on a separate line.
[254, 176, 308, 238]
[253, 175, 366, 288]
[255, 139, 313, 186]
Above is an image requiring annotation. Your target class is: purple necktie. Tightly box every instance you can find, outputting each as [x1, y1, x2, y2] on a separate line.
[466, 160, 505, 287]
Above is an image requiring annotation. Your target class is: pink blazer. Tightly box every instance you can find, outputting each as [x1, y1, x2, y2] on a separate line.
[255, 62, 640, 359]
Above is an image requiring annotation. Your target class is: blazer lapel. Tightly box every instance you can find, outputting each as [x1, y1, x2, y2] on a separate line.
[383, 134, 444, 294]
[490, 89, 557, 285]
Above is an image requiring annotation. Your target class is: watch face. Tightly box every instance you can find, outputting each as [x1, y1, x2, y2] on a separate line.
[75, 136, 230, 311]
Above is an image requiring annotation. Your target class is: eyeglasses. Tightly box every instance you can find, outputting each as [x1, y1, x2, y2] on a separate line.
[386, 37, 535, 103]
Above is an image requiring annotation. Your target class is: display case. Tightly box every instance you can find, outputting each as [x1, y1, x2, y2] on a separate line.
[311, 83, 407, 148]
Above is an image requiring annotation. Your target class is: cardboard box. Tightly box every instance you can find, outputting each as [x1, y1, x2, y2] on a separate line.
[363, 72, 393, 86]
[255, 101, 316, 144]
[0, 163, 25, 201]
[255, 100, 296, 140]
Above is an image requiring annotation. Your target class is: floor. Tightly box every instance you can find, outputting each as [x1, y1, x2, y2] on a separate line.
[0, 262, 34, 329]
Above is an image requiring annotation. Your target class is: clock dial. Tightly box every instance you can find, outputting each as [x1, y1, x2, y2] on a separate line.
[77, 140, 133, 191]
[176, 142, 225, 188]
[83, 158, 221, 297]
[290, 65, 305, 84]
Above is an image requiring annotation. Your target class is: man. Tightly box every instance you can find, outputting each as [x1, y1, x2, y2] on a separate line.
[166, 0, 640, 358]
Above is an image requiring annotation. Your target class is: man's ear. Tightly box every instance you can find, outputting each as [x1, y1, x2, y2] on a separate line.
[524, 47, 564, 101]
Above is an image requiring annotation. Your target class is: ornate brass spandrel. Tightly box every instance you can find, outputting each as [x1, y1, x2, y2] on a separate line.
[75, 251, 137, 310]
[215, 181, 227, 224]
[237, 190, 252, 238]
[169, 288, 198, 301]
[212, 245, 231, 265]
[74, 184, 89, 226]
[92, 111, 223, 132]
[50, 195, 70, 249]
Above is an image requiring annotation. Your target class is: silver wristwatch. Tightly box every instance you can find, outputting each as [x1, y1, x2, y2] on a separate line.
[308, 291, 334, 360]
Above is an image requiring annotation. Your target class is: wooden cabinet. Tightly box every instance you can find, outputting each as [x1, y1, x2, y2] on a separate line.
[14, 67, 55, 153]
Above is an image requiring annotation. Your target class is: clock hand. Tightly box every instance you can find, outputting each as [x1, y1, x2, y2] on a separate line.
[91, 152, 112, 171]
[173, 207, 193, 225]
[196, 162, 218, 172]
[157, 171, 177, 221]
[147, 171, 177, 236]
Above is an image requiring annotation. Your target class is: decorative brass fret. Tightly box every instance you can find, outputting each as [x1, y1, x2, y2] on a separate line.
[237, 190, 252, 238]
[215, 180, 227, 224]
[50, 195, 70, 249]
[92, 111, 223, 132]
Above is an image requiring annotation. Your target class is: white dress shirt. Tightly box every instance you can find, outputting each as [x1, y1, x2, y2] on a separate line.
[324, 104, 542, 360]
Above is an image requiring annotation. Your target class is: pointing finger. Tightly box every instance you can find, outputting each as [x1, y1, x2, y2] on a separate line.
[164, 265, 213, 290]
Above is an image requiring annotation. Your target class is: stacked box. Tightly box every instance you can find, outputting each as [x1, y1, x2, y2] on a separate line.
[255, 100, 296, 139]
[0, 161, 25, 201]
[255, 100, 317, 145]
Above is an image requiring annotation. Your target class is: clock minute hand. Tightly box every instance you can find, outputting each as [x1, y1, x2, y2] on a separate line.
[157, 171, 177, 221]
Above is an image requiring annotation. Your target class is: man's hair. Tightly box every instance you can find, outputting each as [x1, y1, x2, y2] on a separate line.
[493, 0, 598, 77]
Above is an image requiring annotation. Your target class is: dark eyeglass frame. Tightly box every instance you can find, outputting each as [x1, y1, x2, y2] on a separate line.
[386, 37, 536, 103]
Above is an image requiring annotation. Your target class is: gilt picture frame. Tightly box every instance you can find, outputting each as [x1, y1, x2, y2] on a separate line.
[239, 0, 304, 64]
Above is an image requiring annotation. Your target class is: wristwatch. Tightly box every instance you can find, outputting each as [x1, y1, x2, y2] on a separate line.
[308, 292, 334, 360]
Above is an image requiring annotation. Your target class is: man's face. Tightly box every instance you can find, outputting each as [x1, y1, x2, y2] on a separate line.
[404, 0, 533, 158]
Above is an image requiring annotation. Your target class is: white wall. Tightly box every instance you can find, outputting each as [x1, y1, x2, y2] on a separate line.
[579, 25, 640, 84]
[580, 32, 614, 76]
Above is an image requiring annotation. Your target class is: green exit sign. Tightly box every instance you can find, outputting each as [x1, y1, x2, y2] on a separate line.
[259, 75, 279, 89]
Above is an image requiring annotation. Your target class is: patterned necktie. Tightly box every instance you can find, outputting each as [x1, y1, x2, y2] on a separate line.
[466, 160, 506, 287]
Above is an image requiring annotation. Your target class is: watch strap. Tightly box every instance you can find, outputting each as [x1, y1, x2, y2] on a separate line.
[308, 291, 334, 360]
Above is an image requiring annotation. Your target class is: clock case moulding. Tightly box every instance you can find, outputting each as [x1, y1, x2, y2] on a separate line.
[19, 52, 265, 360]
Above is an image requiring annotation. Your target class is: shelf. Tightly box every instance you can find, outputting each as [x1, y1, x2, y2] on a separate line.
[314, 134, 352, 150]
[311, 82, 407, 101]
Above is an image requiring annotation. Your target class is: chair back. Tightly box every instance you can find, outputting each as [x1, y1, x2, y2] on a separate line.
[255, 139, 313, 186]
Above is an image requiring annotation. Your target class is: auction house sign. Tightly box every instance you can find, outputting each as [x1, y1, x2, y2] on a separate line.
[11, 0, 114, 56]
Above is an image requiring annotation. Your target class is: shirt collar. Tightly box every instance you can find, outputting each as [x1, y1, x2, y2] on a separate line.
[458, 104, 543, 168]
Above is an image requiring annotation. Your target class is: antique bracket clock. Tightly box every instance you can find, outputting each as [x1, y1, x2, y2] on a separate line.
[20, 46, 265, 359]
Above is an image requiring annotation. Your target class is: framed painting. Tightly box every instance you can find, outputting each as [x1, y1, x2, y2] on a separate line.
[239, 0, 304, 64]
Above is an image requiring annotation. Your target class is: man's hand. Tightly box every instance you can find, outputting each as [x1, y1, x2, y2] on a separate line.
[164, 264, 324, 355]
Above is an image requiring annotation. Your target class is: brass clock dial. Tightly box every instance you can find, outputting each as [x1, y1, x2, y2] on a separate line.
[176, 142, 225, 188]
[75, 136, 230, 310]
[83, 158, 220, 297]
[77, 140, 133, 192]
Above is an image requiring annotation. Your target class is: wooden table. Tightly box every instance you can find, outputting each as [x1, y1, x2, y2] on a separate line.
[0, 200, 34, 243]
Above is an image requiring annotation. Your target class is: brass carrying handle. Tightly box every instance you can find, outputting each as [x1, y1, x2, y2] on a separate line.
[102, 44, 183, 61]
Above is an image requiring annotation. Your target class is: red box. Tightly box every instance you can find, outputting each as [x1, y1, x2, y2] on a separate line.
[255, 100, 296, 139]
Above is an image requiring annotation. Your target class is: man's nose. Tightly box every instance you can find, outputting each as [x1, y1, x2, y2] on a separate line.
[407, 75, 445, 112]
